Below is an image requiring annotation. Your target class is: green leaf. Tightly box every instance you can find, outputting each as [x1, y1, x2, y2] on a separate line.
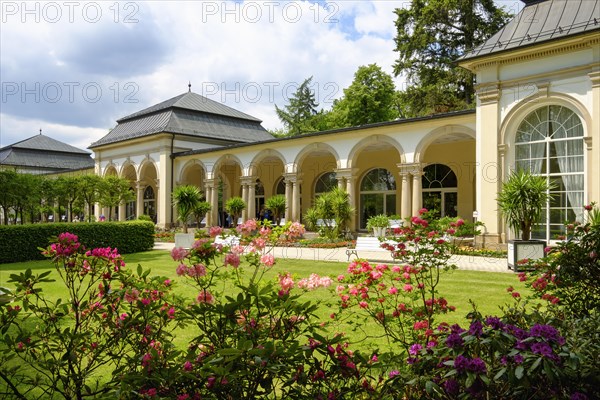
[494, 367, 507, 381]
[137, 264, 142, 276]
[515, 365, 524, 380]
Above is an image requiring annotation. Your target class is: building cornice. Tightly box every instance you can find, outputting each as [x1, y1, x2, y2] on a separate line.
[461, 32, 600, 72]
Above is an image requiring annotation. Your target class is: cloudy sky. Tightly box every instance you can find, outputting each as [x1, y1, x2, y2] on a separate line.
[0, 0, 522, 151]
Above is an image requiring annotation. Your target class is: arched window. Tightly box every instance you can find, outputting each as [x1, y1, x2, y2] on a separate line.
[514, 105, 584, 240]
[314, 172, 337, 196]
[359, 168, 396, 229]
[143, 186, 156, 222]
[422, 164, 458, 218]
[274, 177, 286, 195]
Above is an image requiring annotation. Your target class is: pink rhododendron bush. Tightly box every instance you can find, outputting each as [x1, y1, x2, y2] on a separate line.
[1, 212, 597, 399]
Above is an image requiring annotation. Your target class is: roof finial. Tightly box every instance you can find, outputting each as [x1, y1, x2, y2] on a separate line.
[188, 82, 191, 92]
[39, 128, 42, 135]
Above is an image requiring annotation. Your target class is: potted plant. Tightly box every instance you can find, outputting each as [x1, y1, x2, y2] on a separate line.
[225, 196, 246, 227]
[497, 169, 554, 270]
[172, 185, 201, 248]
[192, 201, 211, 228]
[367, 214, 389, 237]
[265, 194, 286, 226]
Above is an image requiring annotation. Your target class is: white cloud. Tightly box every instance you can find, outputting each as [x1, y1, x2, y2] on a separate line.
[1, 0, 407, 147]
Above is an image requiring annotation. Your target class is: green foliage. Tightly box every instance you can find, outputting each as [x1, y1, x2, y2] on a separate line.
[337, 64, 399, 126]
[138, 214, 153, 222]
[304, 188, 354, 240]
[393, 0, 511, 117]
[225, 196, 246, 224]
[519, 205, 600, 318]
[275, 76, 320, 136]
[0, 221, 155, 263]
[366, 214, 389, 230]
[265, 194, 286, 225]
[192, 201, 211, 227]
[497, 169, 555, 240]
[99, 176, 136, 221]
[172, 185, 201, 233]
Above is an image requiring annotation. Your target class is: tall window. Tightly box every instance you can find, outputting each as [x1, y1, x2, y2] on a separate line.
[126, 187, 136, 220]
[314, 172, 337, 196]
[143, 186, 156, 222]
[422, 164, 458, 218]
[255, 179, 265, 219]
[514, 105, 584, 240]
[360, 168, 396, 229]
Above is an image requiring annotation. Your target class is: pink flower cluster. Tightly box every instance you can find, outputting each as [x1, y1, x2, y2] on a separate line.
[236, 219, 258, 236]
[171, 247, 190, 262]
[285, 221, 305, 239]
[176, 263, 207, 278]
[209, 226, 224, 238]
[297, 273, 333, 290]
[47, 232, 81, 257]
[85, 247, 124, 271]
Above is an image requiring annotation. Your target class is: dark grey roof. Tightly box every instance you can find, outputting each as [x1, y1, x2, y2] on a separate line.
[5, 133, 91, 154]
[461, 0, 600, 62]
[118, 91, 262, 122]
[0, 134, 94, 172]
[90, 91, 272, 148]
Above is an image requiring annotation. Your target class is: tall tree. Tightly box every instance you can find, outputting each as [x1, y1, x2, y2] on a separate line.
[99, 176, 135, 221]
[339, 64, 399, 127]
[0, 170, 18, 224]
[275, 77, 319, 136]
[393, 0, 511, 116]
[78, 174, 103, 222]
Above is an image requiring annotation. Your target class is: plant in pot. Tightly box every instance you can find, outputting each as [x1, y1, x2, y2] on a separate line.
[497, 169, 554, 271]
[172, 185, 201, 248]
[192, 200, 211, 229]
[366, 214, 389, 238]
[265, 194, 286, 226]
[225, 196, 246, 227]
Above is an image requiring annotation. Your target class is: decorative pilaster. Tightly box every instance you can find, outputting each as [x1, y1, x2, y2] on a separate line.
[241, 182, 249, 221]
[400, 171, 412, 219]
[248, 180, 256, 220]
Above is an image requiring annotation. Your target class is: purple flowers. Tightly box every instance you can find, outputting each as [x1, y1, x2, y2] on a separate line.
[453, 355, 486, 374]
[445, 333, 464, 349]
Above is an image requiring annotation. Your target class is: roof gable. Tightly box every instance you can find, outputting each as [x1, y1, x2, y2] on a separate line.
[118, 91, 262, 123]
[461, 0, 599, 63]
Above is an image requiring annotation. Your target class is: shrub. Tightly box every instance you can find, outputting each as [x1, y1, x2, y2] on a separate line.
[0, 221, 155, 263]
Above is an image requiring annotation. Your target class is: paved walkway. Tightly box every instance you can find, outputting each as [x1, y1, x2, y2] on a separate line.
[153, 242, 511, 273]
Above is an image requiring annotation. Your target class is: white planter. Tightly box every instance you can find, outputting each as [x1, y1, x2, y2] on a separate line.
[175, 233, 195, 249]
[372, 227, 387, 237]
[507, 240, 546, 271]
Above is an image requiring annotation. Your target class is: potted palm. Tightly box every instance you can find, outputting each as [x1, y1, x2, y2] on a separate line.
[172, 185, 200, 248]
[367, 214, 389, 237]
[265, 194, 287, 226]
[497, 169, 554, 270]
[225, 196, 246, 227]
[192, 201, 211, 228]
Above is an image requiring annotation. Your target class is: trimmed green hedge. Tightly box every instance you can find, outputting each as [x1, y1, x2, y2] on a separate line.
[0, 221, 155, 264]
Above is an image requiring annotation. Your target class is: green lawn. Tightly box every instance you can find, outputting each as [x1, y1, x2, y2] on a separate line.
[0, 249, 527, 332]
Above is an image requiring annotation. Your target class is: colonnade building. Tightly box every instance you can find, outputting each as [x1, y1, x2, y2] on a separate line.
[88, 0, 599, 246]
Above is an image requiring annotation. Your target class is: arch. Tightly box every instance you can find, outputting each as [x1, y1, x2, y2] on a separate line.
[509, 104, 586, 241]
[179, 159, 206, 189]
[348, 135, 405, 169]
[213, 153, 244, 173]
[138, 157, 158, 181]
[121, 162, 137, 181]
[500, 92, 591, 147]
[249, 149, 287, 176]
[274, 176, 286, 195]
[293, 142, 341, 171]
[104, 163, 118, 177]
[413, 125, 476, 164]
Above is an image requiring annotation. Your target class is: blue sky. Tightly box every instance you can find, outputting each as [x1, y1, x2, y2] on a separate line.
[0, 0, 523, 150]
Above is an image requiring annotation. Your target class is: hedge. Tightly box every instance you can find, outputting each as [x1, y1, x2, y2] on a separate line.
[0, 221, 155, 264]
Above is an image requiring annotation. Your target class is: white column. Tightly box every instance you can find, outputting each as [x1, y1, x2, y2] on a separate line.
[136, 183, 145, 218]
[210, 181, 219, 227]
[241, 183, 249, 222]
[248, 180, 256, 220]
[411, 169, 422, 217]
[292, 179, 300, 221]
[285, 178, 293, 221]
[118, 202, 126, 222]
[400, 171, 412, 219]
